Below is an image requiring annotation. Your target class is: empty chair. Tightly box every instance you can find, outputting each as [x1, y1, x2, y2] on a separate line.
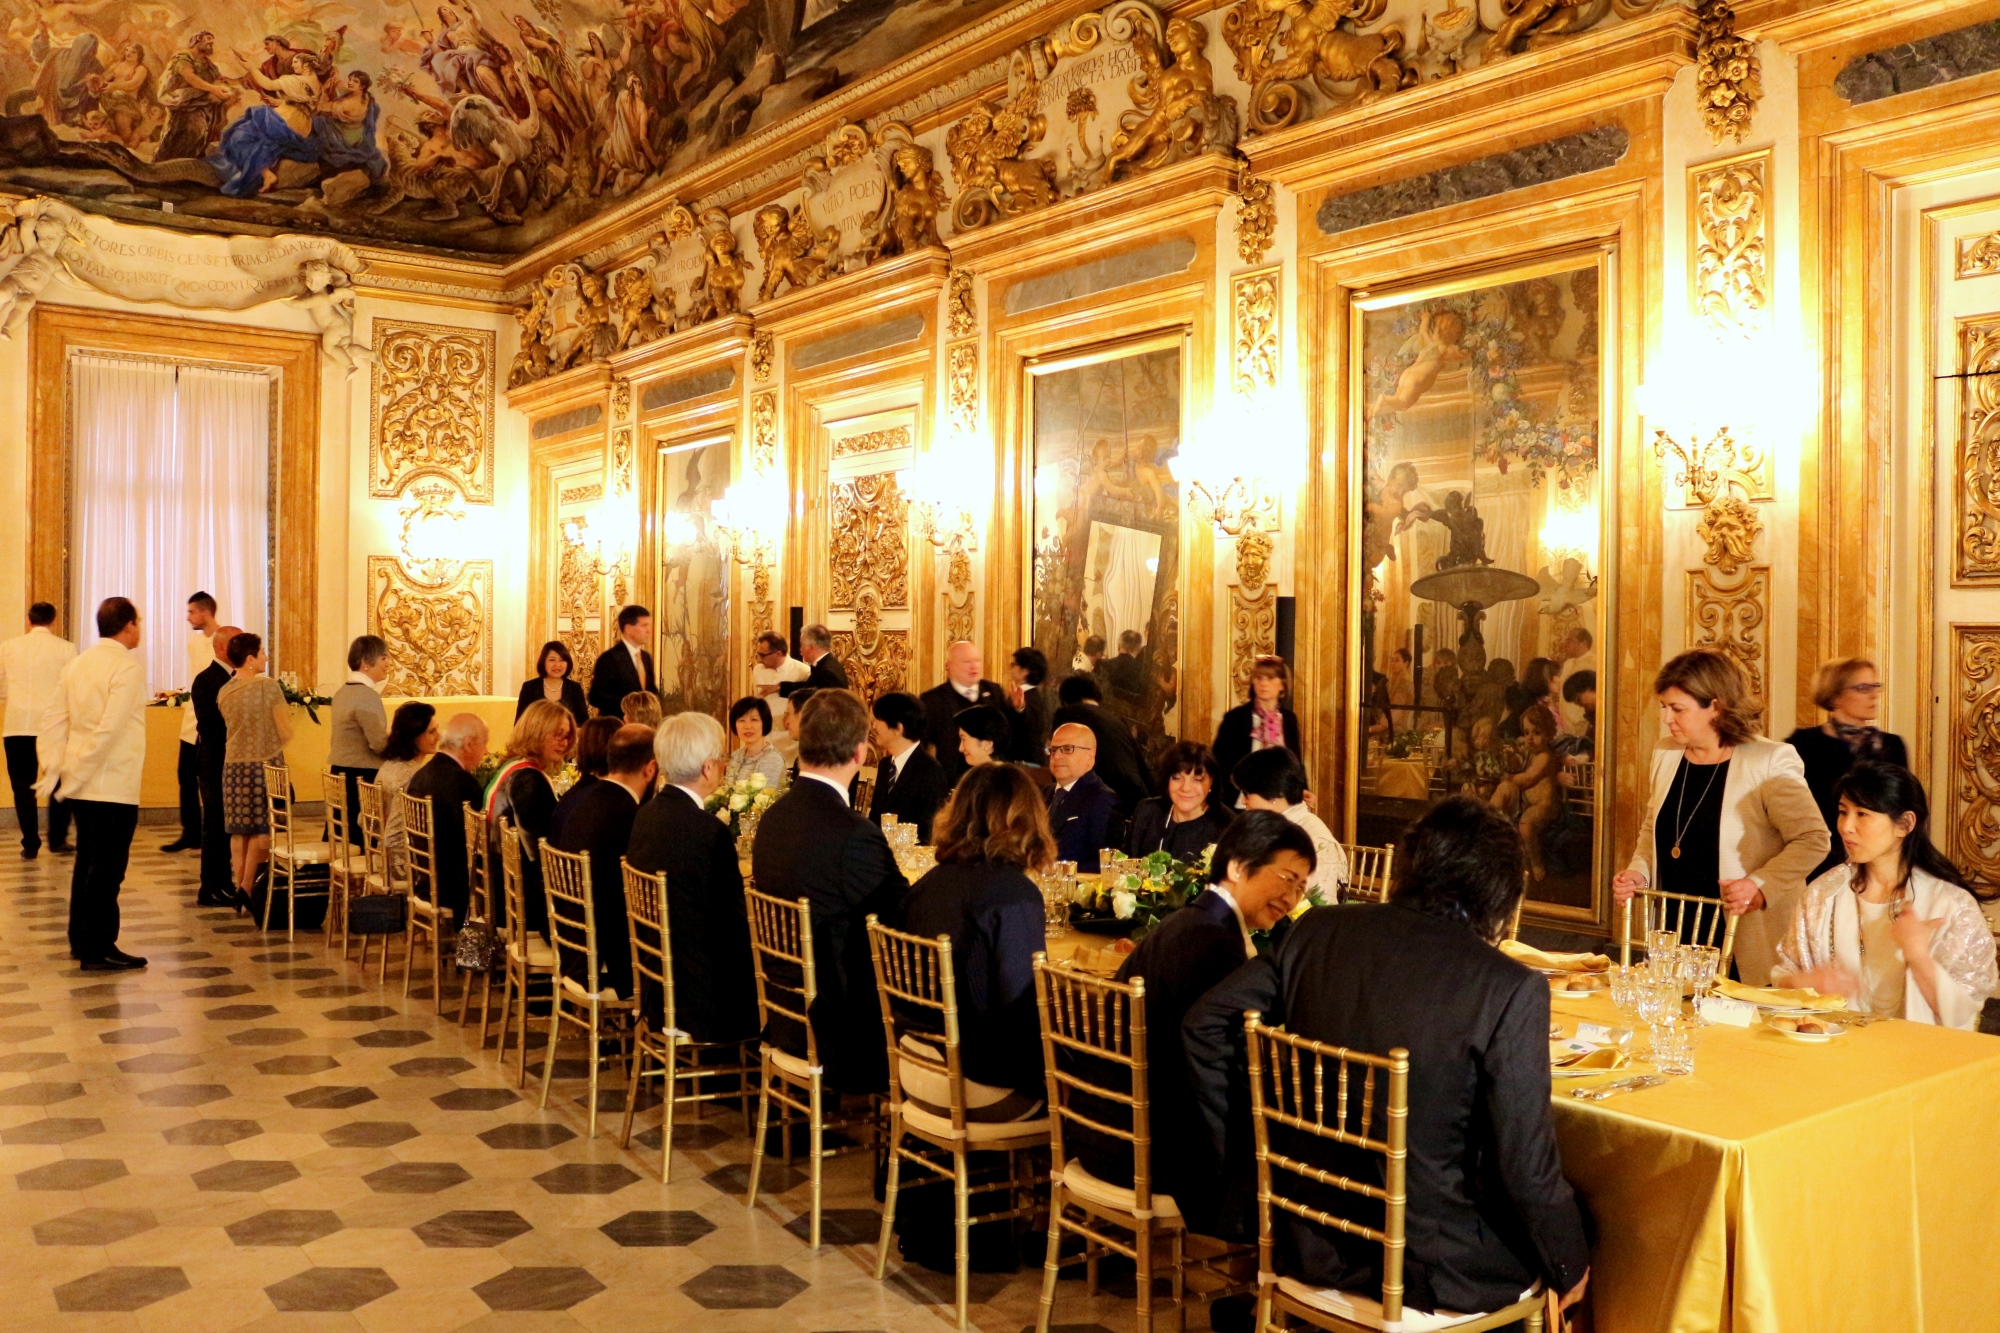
[493, 819, 556, 1087]
[318, 769, 368, 955]
[538, 841, 634, 1137]
[459, 803, 498, 1037]
[1342, 843, 1394, 904]
[262, 762, 331, 942]
[1620, 885, 1739, 968]
[353, 780, 409, 980]
[398, 790, 454, 1010]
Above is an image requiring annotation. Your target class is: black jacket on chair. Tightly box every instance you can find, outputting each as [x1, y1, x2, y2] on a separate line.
[627, 785, 760, 1045]
[1210, 702, 1304, 807]
[405, 756, 485, 922]
[587, 641, 657, 718]
[552, 778, 641, 998]
[488, 766, 558, 938]
[1044, 770, 1125, 872]
[1184, 902, 1591, 1317]
[868, 746, 950, 844]
[920, 679, 1012, 786]
[778, 652, 847, 697]
[1051, 702, 1149, 815]
[749, 775, 907, 1094]
[516, 678, 589, 728]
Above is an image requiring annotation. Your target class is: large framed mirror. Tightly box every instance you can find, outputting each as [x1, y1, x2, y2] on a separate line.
[1348, 252, 1610, 916]
[1026, 333, 1186, 767]
[654, 435, 732, 719]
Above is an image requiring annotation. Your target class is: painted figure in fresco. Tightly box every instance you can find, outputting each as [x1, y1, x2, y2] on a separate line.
[29, 27, 102, 127]
[371, 104, 479, 220]
[309, 69, 387, 182]
[155, 31, 236, 160]
[1361, 460, 1422, 574]
[1367, 307, 1468, 420]
[210, 50, 322, 195]
[89, 41, 158, 147]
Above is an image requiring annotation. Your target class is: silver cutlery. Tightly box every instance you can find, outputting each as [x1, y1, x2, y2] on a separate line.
[1570, 1075, 1667, 1100]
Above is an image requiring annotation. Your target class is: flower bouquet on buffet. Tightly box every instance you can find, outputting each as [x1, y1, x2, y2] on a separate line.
[1071, 848, 1211, 940]
[706, 771, 782, 839]
[276, 675, 333, 724]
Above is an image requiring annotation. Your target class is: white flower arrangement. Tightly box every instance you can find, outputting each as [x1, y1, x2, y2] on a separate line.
[706, 772, 784, 836]
[1110, 890, 1137, 921]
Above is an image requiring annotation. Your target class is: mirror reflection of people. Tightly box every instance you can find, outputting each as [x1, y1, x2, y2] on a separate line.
[1212, 654, 1303, 808]
[1613, 649, 1827, 983]
[1103, 629, 1146, 716]
[1559, 670, 1596, 757]
[1125, 741, 1230, 860]
[1775, 762, 1997, 1028]
[1783, 659, 1909, 882]
[953, 704, 1009, 776]
[1044, 723, 1124, 871]
[517, 639, 587, 727]
[1050, 675, 1148, 815]
[725, 696, 785, 789]
[1490, 706, 1564, 882]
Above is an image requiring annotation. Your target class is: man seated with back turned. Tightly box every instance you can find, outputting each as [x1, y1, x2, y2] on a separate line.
[405, 713, 488, 922]
[750, 689, 906, 1095]
[869, 691, 948, 843]
[1184, 796, 1591, 1323]
[553, 723, 656, 999]
[1043, 722, 1123, 872]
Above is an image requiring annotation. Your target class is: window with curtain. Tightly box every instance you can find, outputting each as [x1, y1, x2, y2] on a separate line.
[70, 352, 273, 691]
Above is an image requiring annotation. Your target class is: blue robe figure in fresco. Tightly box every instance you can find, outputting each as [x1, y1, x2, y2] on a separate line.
[208, 52, 321, 196]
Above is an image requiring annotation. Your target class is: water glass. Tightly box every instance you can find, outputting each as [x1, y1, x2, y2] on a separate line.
[1100, 850, 1123, 880]
[1650, 1016, 1696, 1075]
[1633, 968, 1676, 1028]
[1682, 945, 1722, 1018]
[881, 813, 899, 835]
[1647, 929, 1681, 963]
[1609, 964, 1641, 1016]
[1040, 871, 1071, 938]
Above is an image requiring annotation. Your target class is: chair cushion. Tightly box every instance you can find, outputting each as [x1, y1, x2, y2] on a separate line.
[277, 841, 331, 865]
[1059, 1158, 1181, 1223]
[331, 855, 369, 877]
[898, 1099, 1051, 1145]
[508, 939, 557, 969]
[896, 1034, 1046, 1124]
[1276, 1277, 1541, 1332]
[364, 873, 410, 894]
[763, 1045, 822, 1081]
[560, 974, 632, 1006]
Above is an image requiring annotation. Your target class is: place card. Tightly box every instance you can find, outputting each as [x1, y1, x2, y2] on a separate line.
[1699, 996, 1756, 1027]
[1575, 1022, 1630, 1047]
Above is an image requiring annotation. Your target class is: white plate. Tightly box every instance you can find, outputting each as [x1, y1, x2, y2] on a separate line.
[1766, 1022, 1845, 1042]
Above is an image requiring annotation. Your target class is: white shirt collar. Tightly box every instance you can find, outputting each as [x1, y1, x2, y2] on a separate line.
[672, 783, 707, 808]
[951, 679, 980, 702]
[801, 770, 850, 806]
[625, 639, 646, 662]
[346, 671, 383, 693]
[888, 745, 915, 779]
[1209, 884, 1257, 960]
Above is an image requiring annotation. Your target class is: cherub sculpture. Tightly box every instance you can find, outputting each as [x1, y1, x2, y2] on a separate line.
[1224, 0, 1416, 129]
[1481, 0, 1613, 61]
[291, 258, 370, 378]
[507, 284, 551, 386]
[0, 198, 81, 340]
[696, 218, 746, 321]
[1100, 18, 1239, 183]
[613, 267, 665, 349]
[1431, 491, 1493, 571]
[752, 203, 830, 302]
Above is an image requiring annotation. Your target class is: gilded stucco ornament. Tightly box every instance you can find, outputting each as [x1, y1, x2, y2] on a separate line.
[1687, 564, 1769, 728]
[1236, 173, 1277, 265]
[369, 556, 493, 696]
[1956, 318, 2000, 582]
[946, 269, 978, 340]
[946, 46, 1060, 228]
[751, 331, 775, 382]
[1950, 627, 2000, 890]
[371, 321, 496, 501]
[753, 202, 838, 302]
[864, 129, 950, 260]
[1696, 495, 1761, 576]
[1232, 269, 1280, 396]
[1223, 0, 1416, 131]
[1694, 0, 1762, 145]
[1692, 153, 1769, 339]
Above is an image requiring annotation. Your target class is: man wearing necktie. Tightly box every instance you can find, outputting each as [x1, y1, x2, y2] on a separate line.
[868, 691, 947, 842]
[1044, 722, 1123, 871]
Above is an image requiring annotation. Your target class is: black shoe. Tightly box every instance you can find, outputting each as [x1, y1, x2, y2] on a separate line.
[103, 949, 148, 969]
[195, 892, 234, 907]
[161, 839, 197, 853]
[78, 956, 143, 972]
[19, 847, 35, 860]
[47, 842, 73, 855]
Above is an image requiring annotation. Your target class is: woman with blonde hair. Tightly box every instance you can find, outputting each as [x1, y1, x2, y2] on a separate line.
[1211, 653, 1304, 806]
[1613, 648, 1828, 983]
[487, 699, 575, 937]
[1784, 658, 1909, 880]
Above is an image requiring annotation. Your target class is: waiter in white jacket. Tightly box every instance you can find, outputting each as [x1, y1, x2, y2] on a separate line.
[39, 597, 149, 971]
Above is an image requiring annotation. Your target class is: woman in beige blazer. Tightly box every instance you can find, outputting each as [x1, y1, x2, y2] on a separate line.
[1613, 649, 1828, 984]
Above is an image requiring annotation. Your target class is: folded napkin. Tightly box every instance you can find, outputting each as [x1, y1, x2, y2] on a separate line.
[1716, 979, 1848, 1011]
[1549, 1043, 1628, 1071]
[1501, 939, 1612, 973]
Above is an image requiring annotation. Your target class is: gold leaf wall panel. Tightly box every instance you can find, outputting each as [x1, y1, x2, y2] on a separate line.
[833, 427, 912, 458]
[1950, 624, 2000, 894]
[1955, 315, 2000, 583]
[1690, 151, 1769, 340]
[1957, 232, 2000, 281]
[1232, 267, 1279, 395]
[947, 342, 979, 442]
[1687, 564, 1768, 730]
[367, 557, 494, 696]
[369, 321, 496, 500]
[830, 589, 910, 706]
[829, 472, 909, 609]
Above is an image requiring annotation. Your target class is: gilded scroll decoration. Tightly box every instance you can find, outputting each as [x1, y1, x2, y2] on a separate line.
[829, 590, 910, 707]
[1233, 268, 1280, 396]
[1958, 232, 2000, 280]
[947, 270, 978, 340]
[751, 332, 774, 382]
[754, 201, 839, 301]
[1223, 0, 1416, 132]
[746, 555, 775, 636]
[1956, 316, 2000, 582]
[752, 391, 778, 470]
[612, 378, 632, 420]
[1691, 153, 1769, 339]
[1236, 173, 1277, 265]
[947, 342, 979, 442]
[370, 321, 495, 501]
[612, 428, 634, 493]
[368, 556, 493, 696]
[829, 472, 909, 609]
[833, 426, 912, 458]
[1694, 0, 1762, 145]
[1230, 527, 1279, 697]
[1687, 564, 1769, 728]
[1950, 625, 2000, 892]
[1696, 495, 1762, 576]
[945, 547, 976, 644]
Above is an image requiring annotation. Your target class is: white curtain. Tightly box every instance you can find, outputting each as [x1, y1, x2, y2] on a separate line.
[71, 354, 271, 690]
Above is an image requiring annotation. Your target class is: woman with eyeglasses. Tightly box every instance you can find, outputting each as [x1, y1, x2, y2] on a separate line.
[1783, 659, 1908, 881]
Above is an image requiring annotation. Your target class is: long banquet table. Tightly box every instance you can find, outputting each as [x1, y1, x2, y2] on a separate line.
[1046, 927, 2000, 1333]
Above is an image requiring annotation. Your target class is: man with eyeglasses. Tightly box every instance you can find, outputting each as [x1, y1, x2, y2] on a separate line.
[750, 631, 809, 766]
[1044, 722, 1122, 871]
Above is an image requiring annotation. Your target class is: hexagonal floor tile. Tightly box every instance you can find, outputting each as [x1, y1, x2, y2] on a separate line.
[783, 1208, 881, 1247]
[34, 1208, 157, 1246]
[412, 1209, 533, 1248]
[702, 1161, 811, 1196]
[532, 1162, 639, 1195]
[163, 1119, 264, 1146]
[323, 1005, 399, 1021]
[0, 1082, 84, 1106]
[226, 1027, 307, 1046]
[679, 1264, 810, 1310]
[53, 1267, 190, 1312]
[137, 1083, 231, 1108]
[886, 1265, 1014, 1309]
[599, 1210, 716, 1248]
[476, 1122, 576, 1150]
[225, 1209, 345, 1246]
[390, 1056, 476, 1077]
[255, 1054, 340, 1075]
[0, 1025, 54, 1042]
[635, 1120, 731, 1152]
[273, 967, 338, 979]
[432, 1088, 518, 1111]
[472, 1266, 607, 1311]
[322, 1121, 419, 1149]
[250, 951, 314, 963]
[83, 1002, 160, 1019]
[98, 1025, 180, 1045]
[354, 1029, 432, 1048]
[297, 983, 368, 999]
[285, 1084, 378, 1110]
[117, 1054, 203, 1074]
[3, 1116, 103, 1144]
[183, 984, 255, 998]
[191, 1159, 301, 1192]
[0, 1051, 66, 1072]
[362, 1162, 471, 1194]
[165, 966, 231, 978]
[17, 1158, 128, 1191]
[205, 1004, 280, 1021]
[265, 1266, 397, 1312]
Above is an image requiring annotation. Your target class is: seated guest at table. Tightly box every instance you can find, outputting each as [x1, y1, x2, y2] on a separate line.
[1234, 748, 1347, 905]
[778, 687, 815, 785]
[922, 640, 1012, 788]
[553, 724, 656, 998]
[374, 701, 437, 879]
[1185, 797, 1592, 1320]
[405, 714, 488, 922]
[1125, 741, 1231, 860]
[1614, 649, 1828, 984]
[217, 633, 292, 901]
[551, 716, 619, 845]
[751, 689, 907, 1094]
[1051, 675, 1148, 814]
[329, 634, 390, 821]
[724, 696, 786, 790]
[1785, 658, 1910, 882]
[628, 713, 759, 1042]
[516, 640, 589, 727]
[1070, 811, 1313, 1232]
[1003, 646, 1051, 765]
[1045, 723, 1124, 872]
[1776, 762, 1998, 1028]
[952, 704, 1009, 777]
[1498, 656, 1563, 743]
[587, 605, 656, 719]
[870, 691, 948, 843]
[1212, 654, 1303, 808]
[622, 691, 664, 728]
[487, 701, 575, 937]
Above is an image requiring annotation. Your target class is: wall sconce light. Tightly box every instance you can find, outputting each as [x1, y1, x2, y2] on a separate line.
[711, 474, 785, 632]
[561, 500, 638, 581]
[1168, 394, 1302, 539]
[397, 480, 469, 587]
[1635, 350, 1769, 510]
[901, 452, 979, 554]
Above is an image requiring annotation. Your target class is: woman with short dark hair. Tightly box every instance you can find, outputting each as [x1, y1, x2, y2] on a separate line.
[724, 695, 784, 789]
[516, 640, 588, 727]
[953, 704, 1010, 774]
[374, 701, 437, 876]
[551, 715, 620, 845]
[1211, 654, 1303, 806]
[1124, 740, 1229, 860]
[1005, 645, 1053, 763]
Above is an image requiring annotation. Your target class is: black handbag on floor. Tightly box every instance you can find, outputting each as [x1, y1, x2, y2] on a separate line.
[348, 893, 408, 934]
[248, 863, 329, 932]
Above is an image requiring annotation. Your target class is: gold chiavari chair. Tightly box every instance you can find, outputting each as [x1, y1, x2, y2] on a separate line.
[1620, 887, 1739, 968]
[493, 819, 556, 1087]
[869, 917, 1050, 1331]
[1566, 758, 1596, 818]
[458, 804, 498, 1036]
[537, 842, 635, 1137]
[1033, 957, 1251, 1333]
[1341, 843, 1395, 904]
[619, 860, 758, 1182]
[396, 791, 454, 1010]
[1507, 894, 1526, 944]
[318, 769, 368, 956]
[1244, 1014, 1545, 1333]
[262, 763, 332, 942]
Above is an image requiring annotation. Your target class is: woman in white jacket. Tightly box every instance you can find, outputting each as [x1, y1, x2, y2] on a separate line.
[1776, 761, 1997, 1029]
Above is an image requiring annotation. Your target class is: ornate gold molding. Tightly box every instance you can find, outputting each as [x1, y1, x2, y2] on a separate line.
[368, 556, 494, 696]
[1236, 173, 1277, 266]
[1230, 527, 1279, 698]
[369, 321, 496, 502]
[947, 341, 979, 442]
[746, 553, 775, 637]
[560, 481, 603, 505]
[1690, 150, 1769, 340]
[946, 269, 978, 340]
[829, 588, 911, 706]
[829, 471, 909, 609]
[1949, 624, 2000, 894]
[1957, 231, 2000, 280]
[1653, 425, 1771, 508]
[1232, 267, 1280, 395]
[751, 391, 778, 471]
[832, 426, 912, 458]
[1694, 0, 1761, 145]
[944, 545, 976, 644]
[1696, 495, 1761, 576]
[612, 377, 632, 420]
[612, 427, 634, 494]
[750, 331, 774, 382]
[1688, 564, 1768, 728]
[1956, 315, 2000, 583]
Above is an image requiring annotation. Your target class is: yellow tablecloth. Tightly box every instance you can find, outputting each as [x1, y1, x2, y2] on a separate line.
[138, 696, 519, 806]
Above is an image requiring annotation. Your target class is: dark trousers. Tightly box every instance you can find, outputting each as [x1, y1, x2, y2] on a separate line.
[329, 765, 377, 845]
[67, 800, 137, 960]
[198, 758, 231, 899]
[4, 734, 67, 853]
[174, 740, 202, 844]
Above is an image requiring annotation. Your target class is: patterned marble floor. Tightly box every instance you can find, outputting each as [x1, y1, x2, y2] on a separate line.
[0, 843, 1142, 1332]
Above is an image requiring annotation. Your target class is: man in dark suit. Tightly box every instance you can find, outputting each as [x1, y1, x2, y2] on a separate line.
[553, 723, 656, 999]
[405, 713, 489, 922]
[1051, 675, 1149, 815]
[1044, 723, 1124, 871]
[919, 639, 1012, 786]
[190, 625, 238, 907]
[1102, 629, 1147, 717]
[626, 712, 758, 1043]
[1185, 797, 1592, 1321]
[750, 689, 906, 1094]
[587, 605, 658, 719]
[1003, 646, 1052, 765]
[869, 691, 948, 842]
[778, 623, 847, 698]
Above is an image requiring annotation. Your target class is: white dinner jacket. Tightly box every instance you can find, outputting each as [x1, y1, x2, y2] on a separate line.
[0, 627, 77, 737]
[37, 638, 148, 806]
[1625, 736, 1830, 985]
